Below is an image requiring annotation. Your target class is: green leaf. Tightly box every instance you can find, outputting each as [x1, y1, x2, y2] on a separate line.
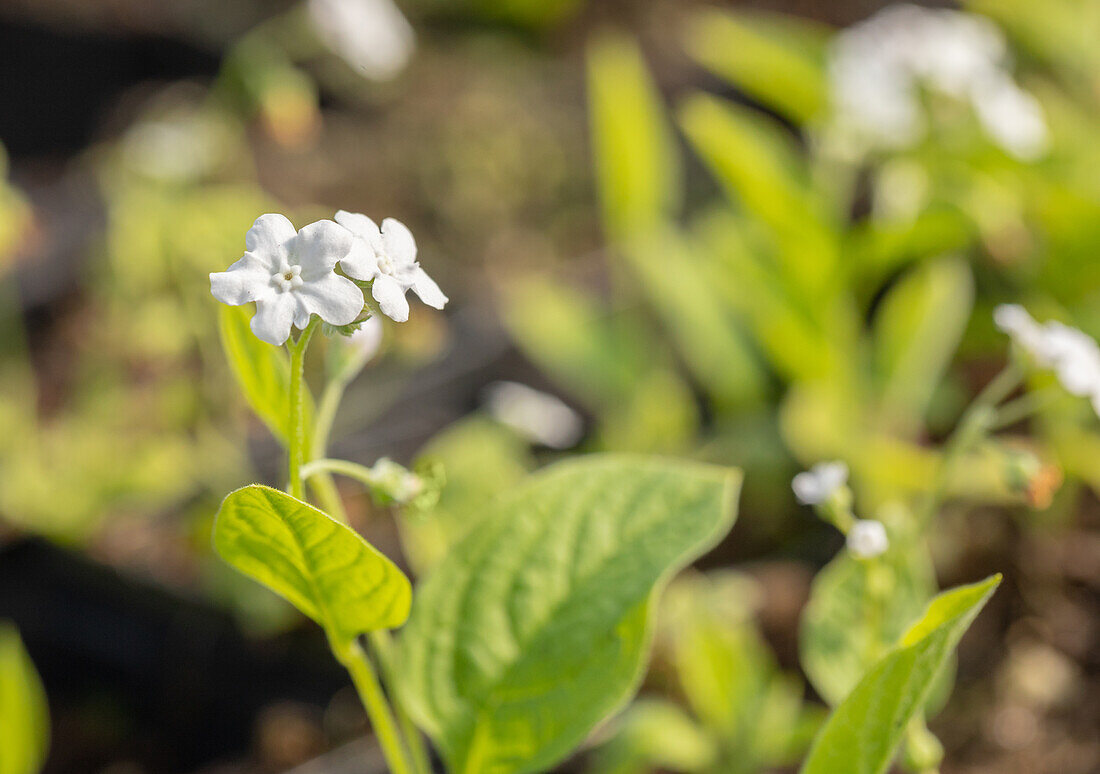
[800, 575, 1001, 774]
[399, 455, 741, 774]
[401, 417, 535, 574]
[587, 32, 681, 239]
[678, 94, 838, 293]
[213, 485, 411, 644]
[590, 699, 717, 774]
[619, 226, 767, 411]
[872, 257, 974, 437]
[219, 304, 313, 448]
[0, 622, 49, 774]
[799, 546, 937, 706]
[686, 9, 829, 123]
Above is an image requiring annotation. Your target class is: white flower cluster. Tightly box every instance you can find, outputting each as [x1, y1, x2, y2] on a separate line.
[792, 461, 848, 506]
[828, 4, 1048, 160]
[210, 212, 446, 345]
[994, 305, 1100, 416]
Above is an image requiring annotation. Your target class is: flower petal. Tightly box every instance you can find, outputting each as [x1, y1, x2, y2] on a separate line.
[372, 274, 410, 322]
[296, 274, 365, 327]
[250, 293, 297, 345]
[381, 218, 417, 266]
[339, 238, 380, 281]
[335, 210, 382, 244]
[245, 214, 296, 266]
[291, 219, 354, 279]
[410, 266, 447, 309]
[210, 253, 274, 305]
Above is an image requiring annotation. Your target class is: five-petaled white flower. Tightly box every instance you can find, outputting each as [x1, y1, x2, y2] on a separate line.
[210, 214, 364, 345]
[994, 304, 1100, 416]
[792, 461, 849, 505]
[334, 210, 447, 322]
[847, 519, 889, 559]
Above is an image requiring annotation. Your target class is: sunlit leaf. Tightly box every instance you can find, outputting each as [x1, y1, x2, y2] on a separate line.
[679, 94, 838, 293]
[620, 227, 767, 411]
[399, 455, 741, 774]
[587, 32, 681, 239]
[401, 417, 535, 574]
[0, 622, 49, 774]
[800, 575, 1001, 774]
[219, 304, 313, 448]
[686, 8, 829, 123]
[213, 485, 411, 644]
[589, 699, 717, 774]
[873, 257, 974, 437]
[799, 545, 937, 706]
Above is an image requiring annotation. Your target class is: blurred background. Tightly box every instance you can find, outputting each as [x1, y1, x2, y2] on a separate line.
[0, 0, 1097, 772]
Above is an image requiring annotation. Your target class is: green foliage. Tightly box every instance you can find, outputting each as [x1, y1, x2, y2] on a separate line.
[685, 9, 829, 124]
[399, 455, 741, 774]
[589, 699, 717, 774]
[213, 485, 411, 644]
[872, 257, 974, 437]
[620, 227, 766, 413]
[587, 32, 681, 239]
[501, 277, 698, 452]
[0, 623, 49, 774]
[219, 304, 313, 448]
[800, 575, 1001, 774]
[800, 547, 937, 706]
[401, 416, 534, 574]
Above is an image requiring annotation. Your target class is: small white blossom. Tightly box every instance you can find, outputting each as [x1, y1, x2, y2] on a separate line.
[334, 210, 447, 323]
[484, 381, 584, 449]
[847, 519, 889, 559]
[349, 314, 384, 361]
[995, 305, 1100, 415]
[210, 214, 363, 345]
[792, 461, 849, 505]
[828, 4, 1048, 160]
[307, 0, 415, 81]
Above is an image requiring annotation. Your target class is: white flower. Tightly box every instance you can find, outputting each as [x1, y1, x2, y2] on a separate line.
[484, 381, 584, 449]
[792, 461, 849, 505]
[847, 519, 889, 558]
[334, 210, 447, 322]
[828, 4, 1048, 160]
[350, 314, 384, 361]
[210, 214, 363, 345]
[995, 305, 1100, 414]
[307, 0, 415, 82]
[994, 304, 1047, 358]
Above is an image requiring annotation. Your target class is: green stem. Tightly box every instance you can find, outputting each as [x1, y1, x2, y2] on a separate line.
[369, 631, 433, 774]
[331, 636, 417, 774]
[302, 458, 379, 488]
[287, 318, 320, 500]
[988, 387, 1061, 431]
[916, 364, 1021, 531]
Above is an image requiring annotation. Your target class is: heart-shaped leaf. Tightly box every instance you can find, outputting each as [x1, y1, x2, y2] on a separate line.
[398, 454, 741, 774]
[213, 485, 411, 644]
[800, 575, 1001, 774]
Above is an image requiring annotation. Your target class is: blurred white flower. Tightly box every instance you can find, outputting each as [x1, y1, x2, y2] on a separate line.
[484, 381, 584, 449]
[122, 113, 227, 182]
[847, 519, 889, 558]
[828, 4, 1048, 160]
[350, 314, 384, 361]
[792, 461, 849, 505]
[995, 304, 1100, 414]
[210, 214, 363, 345]
[307, 0, 415, 81]
[335, 210, 447, 322]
